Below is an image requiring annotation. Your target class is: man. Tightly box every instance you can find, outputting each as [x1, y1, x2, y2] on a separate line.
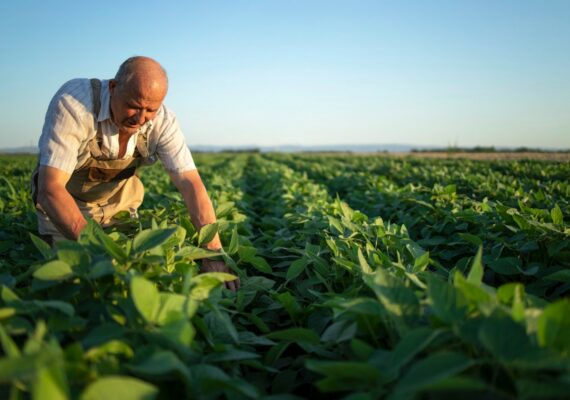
[32, 56, 239, 291]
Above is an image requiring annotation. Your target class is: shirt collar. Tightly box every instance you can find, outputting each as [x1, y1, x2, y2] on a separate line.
[98, 79, 112, 122]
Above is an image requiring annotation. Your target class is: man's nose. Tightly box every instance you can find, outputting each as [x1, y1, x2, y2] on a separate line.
[135, 109, 146, 125]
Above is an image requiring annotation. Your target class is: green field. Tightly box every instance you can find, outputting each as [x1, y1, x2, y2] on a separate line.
[0, 153, 569, 399]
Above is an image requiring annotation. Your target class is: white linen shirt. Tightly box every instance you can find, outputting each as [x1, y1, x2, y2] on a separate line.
[38, 78, 196, 174]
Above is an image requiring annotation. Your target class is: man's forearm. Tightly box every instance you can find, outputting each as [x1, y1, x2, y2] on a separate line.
[38, 187, 87, 240]
[38, 166, 87, 240]
[170, 170, 223, 250]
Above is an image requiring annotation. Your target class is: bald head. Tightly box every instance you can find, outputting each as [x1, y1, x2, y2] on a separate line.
[109, 56, 169, 135]
[114, 56, 168, 97]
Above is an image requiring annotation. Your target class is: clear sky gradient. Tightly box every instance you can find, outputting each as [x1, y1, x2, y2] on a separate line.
[1, 0, 569, 149]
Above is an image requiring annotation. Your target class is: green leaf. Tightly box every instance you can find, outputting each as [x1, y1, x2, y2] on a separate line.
[276, 292, 301, 320]
[457, 233, 483, 246]
[286, 258, 308, 281]
[0, 325, 20, 358]
[80, 220, 127, 263]
[266, 328, 320, 345]
[249, 256, 272, 273]
[466, 246, 484, 285]
[487, 257, 521, 275]
[478, 316, 536, 362]
[130, 276, 160, 324]
[32, 365, 69, 400]
[198, 223, 218, 247]
[383, 328, 442, 378]
[29, 233, 52, 260]
[80, 376, 158, 400]
[84, 340, 133, 361]
[537, 299, 570, 354]
[227, 226, 239, 255]
[551, 204, 564, 226]
[158, 318, 195, 347]
[33, 261, 73, 281]
[176, 246, 222, 261]
[363, 268, 419, 335]
[357, 248, 373, 274]
[305, 360, 382, 392]
[427, 275, 468, 325]
[392, 352, 474, 396]
[157, 293, 198, 324]
[132, 228, 177, 254]
[215, 201, 235, 218]
[128, 351, 189, 379]
[190, 273, 236, 300]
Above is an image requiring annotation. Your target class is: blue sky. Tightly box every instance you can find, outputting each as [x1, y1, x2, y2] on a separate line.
[1, 0, 569, 149]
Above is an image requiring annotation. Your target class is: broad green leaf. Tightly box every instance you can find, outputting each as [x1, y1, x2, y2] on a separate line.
[0, 325, 20, 358]
[32, 364, 69, 400]
[321, 320, 357, 344]
[155, 293, 198, 324]
[249, 256, 272, 273]
[427, 275, 468, 325]
[204, 348, 260, 363]
[516, 378, 570, 400]
[276, 292, 301, 319]
[80, 220, 127, 263]
[266, 328, 320, 345]
[215, 201, 235, 218]
[130, 276, 160, 324]
[466, 246, 484, 285]
[190, 273, 236, 300]
[176, 246, 221, 261]
[357, 248, 373, 274]
[364, 268, 419, 335]
[391, 352, 474, 396]
[227, 226, 239, 255]
[0, 286, 20, 302]
[85, 340, 133, 361]
[543, 270, 570, 283]
[478, 316, 536, 362]
[29, 233, 52, 260]
[205, 308, 239, 344]
[286, 258, 308, 281]
[33, 261, 73, 281]
[198, 223, 218, 247]
[80, 376, 158, 400]
[158, 318, 195, 347]
[383, 327, 441, 377]
[306, 359, 382, 392]
[132, 228, 177, 254]
[487, 258, 521, 275]
[128, 351, 189, 379]
[537, 299, 570, 354]
[551, 204, 564, 226]
[457, 233, 483, 246]
[0, 349, 58, 382]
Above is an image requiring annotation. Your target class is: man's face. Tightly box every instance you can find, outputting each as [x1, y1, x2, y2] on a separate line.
[109, 79, 165, 135]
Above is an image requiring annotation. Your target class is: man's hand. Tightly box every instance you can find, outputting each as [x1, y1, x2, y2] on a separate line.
[38, 165, 87, 240]
[201, 259, 241, 292]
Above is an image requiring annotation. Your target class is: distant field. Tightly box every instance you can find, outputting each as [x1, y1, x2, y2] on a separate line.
[0, 153, 569, 398]
[401, 151, 570, 162]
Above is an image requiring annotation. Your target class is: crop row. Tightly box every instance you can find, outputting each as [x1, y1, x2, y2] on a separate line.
[0, 154, 568, 399]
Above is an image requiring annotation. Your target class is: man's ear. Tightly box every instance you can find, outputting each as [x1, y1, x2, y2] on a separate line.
[109, 79, 117, 94]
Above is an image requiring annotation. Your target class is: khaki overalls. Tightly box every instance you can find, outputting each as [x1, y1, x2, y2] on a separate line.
[31, 79, 154, 243]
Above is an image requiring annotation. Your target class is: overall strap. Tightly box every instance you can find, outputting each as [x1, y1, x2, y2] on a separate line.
[88, 79, 104, 159]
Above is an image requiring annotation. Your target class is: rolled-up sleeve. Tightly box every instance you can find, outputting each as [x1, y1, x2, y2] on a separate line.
[153, 106, 196, 173]
[38, 79, 93, 174]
